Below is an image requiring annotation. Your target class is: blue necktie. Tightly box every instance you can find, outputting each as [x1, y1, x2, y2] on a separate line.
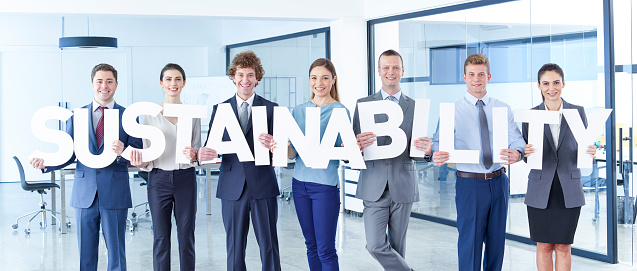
[386, 95, 398, 104]
[477, 100, 493, 170]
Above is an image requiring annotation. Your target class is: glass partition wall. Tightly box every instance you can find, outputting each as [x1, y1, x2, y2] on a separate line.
[369, 0, 634, 264]
[226, 28, 329, 109]
[613, 0, 637, 265]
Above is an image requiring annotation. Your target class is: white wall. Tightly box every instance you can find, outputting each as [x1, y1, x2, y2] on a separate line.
[330, 17, 369, 112]
[0, 50, 63, 183]
[2, 0, 363, 20]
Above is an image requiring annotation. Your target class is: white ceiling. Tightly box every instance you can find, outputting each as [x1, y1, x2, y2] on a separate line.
[0, 0, 472, 21]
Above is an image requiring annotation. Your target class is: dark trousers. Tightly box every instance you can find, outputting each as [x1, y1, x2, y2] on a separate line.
[221, 187, 281, 271]
[148, 168, 197, 271]
[455, 174, 509, 271]
[76, 194, 128, 271]
[292, 178, 340, 271]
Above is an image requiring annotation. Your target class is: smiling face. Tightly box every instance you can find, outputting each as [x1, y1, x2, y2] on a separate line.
[232, 67, 257, 100]
[377, 55, 404, 91]
[538, 70, 564, 102]
[92, 70, 118, 105]
[310, 66, 335, 99]
[160, 69, 185, 98]
[463, 64, 491, 99]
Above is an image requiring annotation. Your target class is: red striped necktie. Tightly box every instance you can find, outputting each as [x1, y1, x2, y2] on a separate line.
[95, 106, 107, 147]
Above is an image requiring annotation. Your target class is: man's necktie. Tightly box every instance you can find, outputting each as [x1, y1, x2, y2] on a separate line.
[385, 95, 398, 104]
[239, 101, 249, 134]
[96, 106, 107, 147]
[477, 100, 493, 170]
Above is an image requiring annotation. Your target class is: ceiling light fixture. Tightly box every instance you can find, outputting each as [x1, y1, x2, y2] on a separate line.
[59, 17, 118, 49]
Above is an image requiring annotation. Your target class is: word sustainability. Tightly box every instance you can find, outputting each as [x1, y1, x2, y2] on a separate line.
[29, 100, 611, 170]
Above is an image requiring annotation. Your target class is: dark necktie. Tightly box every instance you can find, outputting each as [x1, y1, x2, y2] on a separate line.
[96, 106, 107, 147]
[477, 100, 493, 169]
[239, 102, 249, 134]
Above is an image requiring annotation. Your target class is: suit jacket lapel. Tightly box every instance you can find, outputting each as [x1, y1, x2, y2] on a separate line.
[399, 94, 410, 116]
[230, 95, 240, 120]
[538, 102, 557, 153]
[556, 100, 570, 151]
[246, 95, 261, 135]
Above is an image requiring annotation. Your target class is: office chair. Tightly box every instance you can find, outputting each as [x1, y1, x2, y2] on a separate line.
[582, 160, 606, 223]
[278, 162, 295, 202]
[129, 171, 151, 231]
[11, 156, 70, 234]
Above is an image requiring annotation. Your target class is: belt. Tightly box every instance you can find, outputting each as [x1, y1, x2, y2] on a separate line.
[456, 167, 506, 180]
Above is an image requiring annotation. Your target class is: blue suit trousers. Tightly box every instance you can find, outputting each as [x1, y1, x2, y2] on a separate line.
[76, 194, 128, 271]
[455, 174, 509, 271]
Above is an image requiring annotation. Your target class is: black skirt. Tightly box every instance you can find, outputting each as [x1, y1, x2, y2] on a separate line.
[527, 175, 581, 244]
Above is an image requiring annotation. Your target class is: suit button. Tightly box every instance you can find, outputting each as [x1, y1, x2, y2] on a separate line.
[96, 171, 101, 175]
[386, 162, 389, 166]
[244, 165, 247, 168]
[554, 159, 558, 163]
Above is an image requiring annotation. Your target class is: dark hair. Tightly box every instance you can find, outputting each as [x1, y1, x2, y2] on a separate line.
[91, 63, 118, 82]
[537, 63, 564, 84]
[464, 53, 490, 74]
[378, 49, 403, 68]
[160, 63, 186, 82]
[308, 58, 340, 102]
[537, 63, 565, 101]
[227, 50, 264, 86]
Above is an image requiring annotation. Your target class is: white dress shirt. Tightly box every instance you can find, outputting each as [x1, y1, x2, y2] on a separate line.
[139, 111, 202, 171]
[380, 89, 402, 103]
[545, 101, 564, 147]
[431, 92, 526, 173]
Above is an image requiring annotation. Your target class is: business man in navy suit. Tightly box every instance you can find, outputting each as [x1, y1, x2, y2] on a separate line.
[31, 63, 142, 271]
[199, 51, 281, 271]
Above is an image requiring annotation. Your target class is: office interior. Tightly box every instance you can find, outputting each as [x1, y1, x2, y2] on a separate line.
[0, 0, 636, 269]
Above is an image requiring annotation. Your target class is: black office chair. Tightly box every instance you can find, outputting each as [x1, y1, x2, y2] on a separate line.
[11, 156, 70, 234]
[129, 171, 151, 231]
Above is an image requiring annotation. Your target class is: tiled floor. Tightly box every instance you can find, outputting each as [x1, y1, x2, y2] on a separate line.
[1, 170, 635, 270]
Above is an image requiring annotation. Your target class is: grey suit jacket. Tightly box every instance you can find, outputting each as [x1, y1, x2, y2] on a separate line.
[353, 91, 426, 204]
[522, 99, 587, 209]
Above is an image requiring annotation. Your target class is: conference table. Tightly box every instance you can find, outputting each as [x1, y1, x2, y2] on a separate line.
[49, 162, 220, 234]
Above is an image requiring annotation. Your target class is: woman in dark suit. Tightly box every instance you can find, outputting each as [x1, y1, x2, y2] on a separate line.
[130, 63, 201, 271]
[523, 63, 597, 271]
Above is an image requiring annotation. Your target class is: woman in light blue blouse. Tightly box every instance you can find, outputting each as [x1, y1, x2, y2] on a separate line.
[288, 58, 348, 271]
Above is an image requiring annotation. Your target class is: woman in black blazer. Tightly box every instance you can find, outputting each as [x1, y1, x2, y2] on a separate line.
[522, 63, 597, 271]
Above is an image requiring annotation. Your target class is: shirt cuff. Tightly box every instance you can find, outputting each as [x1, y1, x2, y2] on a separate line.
[189, 160, 200, 167]
[138, 161, 153, 172]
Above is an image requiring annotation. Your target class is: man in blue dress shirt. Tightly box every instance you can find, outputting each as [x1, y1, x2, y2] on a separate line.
[432, 54, 525, 271]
